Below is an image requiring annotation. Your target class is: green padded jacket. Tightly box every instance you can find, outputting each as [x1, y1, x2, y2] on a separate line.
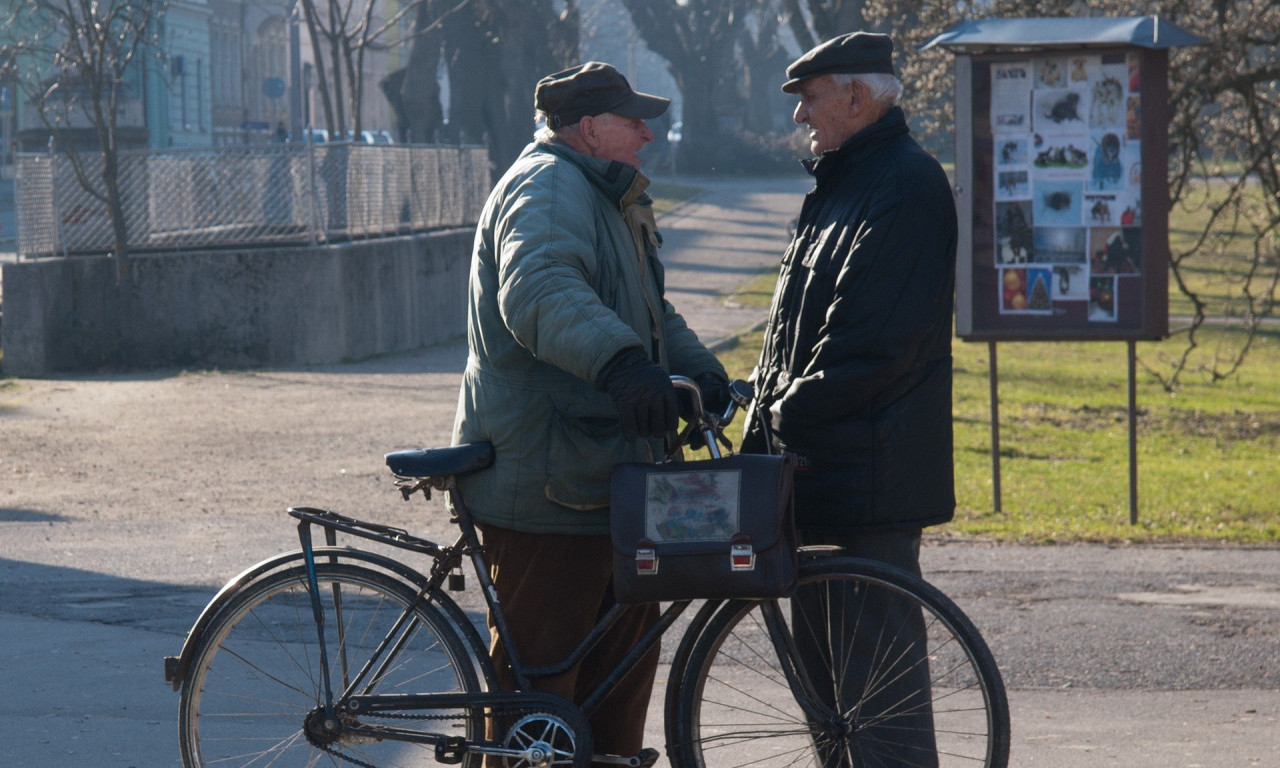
[451, 140, 725, 534]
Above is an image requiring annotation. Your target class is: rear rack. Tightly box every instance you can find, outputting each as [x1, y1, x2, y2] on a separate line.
[288, 506, 447, 558]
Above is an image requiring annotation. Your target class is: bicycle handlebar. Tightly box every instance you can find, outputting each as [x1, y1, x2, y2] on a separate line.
[668, 376, 753, 460]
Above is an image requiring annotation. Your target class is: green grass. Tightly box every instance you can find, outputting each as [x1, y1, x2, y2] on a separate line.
[950, 333, 1280, 543]
[1165, 176, 1276, 318]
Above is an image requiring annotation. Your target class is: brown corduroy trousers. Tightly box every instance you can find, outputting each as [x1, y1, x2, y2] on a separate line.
[478, 524, 661, 762]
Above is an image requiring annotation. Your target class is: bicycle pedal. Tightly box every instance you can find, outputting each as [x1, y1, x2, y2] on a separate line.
[433, 735, 467, 764]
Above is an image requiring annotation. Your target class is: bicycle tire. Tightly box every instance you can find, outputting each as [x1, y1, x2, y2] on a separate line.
[178, 562, 485, 768]
[667, 556, 1009, 768]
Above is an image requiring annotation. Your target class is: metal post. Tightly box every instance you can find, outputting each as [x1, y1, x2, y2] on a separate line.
[1127, 340, 1139, 524]
[48, 137, 69, 259]
[288, 0, 303, 140]
[304, 129, 320, 243]
[988, 341, 1002, 513]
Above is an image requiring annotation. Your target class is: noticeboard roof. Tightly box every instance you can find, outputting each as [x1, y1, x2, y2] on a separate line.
[923, 16, 1207, 52]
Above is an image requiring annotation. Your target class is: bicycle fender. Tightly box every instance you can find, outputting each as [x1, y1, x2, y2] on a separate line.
[162, 547, 435, 691]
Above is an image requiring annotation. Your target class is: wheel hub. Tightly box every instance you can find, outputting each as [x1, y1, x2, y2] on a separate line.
[303, 707, 343, 747]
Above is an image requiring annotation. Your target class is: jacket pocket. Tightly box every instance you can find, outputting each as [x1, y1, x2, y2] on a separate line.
[543, 395, 652, 511]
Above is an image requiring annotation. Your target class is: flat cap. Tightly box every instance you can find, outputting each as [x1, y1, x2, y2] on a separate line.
[535, 61, 670, 129]
[782, 32, 895, 93]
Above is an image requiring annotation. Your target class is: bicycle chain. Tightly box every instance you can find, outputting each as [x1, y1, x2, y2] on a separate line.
[314, 704, 547, 767]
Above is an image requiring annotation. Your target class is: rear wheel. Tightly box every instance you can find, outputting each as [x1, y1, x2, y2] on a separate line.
[668, 557, 1009, 767]
[179, 563, 484, 767]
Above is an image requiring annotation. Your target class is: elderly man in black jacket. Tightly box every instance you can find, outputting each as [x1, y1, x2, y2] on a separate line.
[743, 31, 957, 767]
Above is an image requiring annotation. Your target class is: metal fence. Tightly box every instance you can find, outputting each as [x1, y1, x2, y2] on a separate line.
[14, 142, 491, 258]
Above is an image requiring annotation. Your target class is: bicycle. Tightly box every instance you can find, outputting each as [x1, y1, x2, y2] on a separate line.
[164, 377, 1009, 768]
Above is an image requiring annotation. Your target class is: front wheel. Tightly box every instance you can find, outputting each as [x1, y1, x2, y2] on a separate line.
[178, 562, 484, 767]
[667, 556, 1009, 768]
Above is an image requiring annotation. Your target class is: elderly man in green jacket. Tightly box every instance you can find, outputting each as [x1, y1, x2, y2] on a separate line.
[451, 61, 728, 763]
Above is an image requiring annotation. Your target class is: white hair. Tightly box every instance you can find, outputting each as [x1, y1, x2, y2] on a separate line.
[833, 72, 902, 107]
[534, 123, 557, 142]
[534, 111, 585, 143]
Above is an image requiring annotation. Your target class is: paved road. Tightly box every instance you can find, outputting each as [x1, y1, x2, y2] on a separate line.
[2, 174, 1278, 767]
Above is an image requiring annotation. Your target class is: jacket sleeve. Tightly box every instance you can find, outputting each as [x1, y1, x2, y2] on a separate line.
[493, 164, 643, 383]
[661, 298, 727, 380]
[774, 167, 955, 440]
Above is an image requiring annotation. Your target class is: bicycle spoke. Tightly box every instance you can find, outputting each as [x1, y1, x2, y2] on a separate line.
[670, 557, 1008, 768]
[180, 564, 483, 768]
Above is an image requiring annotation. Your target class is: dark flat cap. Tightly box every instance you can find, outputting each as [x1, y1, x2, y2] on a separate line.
[782, 32, 895, 93]
[535, 62, 670, 128]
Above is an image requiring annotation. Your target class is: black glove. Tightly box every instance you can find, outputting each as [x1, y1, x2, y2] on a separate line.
[694, 373, 731, 418]
[596, 348, 679, 441]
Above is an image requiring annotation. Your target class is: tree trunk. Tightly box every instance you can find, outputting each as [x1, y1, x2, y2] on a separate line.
[394, 0, 447, 143]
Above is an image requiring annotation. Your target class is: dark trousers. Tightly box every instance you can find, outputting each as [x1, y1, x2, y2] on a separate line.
[478, 524, 660, 762]
[793, 528, 939, 768]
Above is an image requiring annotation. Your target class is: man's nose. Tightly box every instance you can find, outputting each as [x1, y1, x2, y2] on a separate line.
[640, 122, 654, 142]
[793, 101, 806, 125]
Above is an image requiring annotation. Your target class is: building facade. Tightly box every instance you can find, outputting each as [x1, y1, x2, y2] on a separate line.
[4, 0, 403, 154]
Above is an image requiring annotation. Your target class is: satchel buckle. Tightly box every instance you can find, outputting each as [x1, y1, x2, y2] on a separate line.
[635, 547, 659, 575]
[730, 541, 756, 571]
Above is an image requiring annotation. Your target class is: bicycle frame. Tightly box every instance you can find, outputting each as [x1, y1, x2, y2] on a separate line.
[168, 376, 934, 768]
[287, 471, 704, 762]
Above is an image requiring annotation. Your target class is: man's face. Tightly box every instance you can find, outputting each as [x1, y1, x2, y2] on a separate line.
[581, 113, 654, 169]
[792, 75, 861, 156]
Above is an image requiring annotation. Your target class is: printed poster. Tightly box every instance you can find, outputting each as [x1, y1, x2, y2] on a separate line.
[991, 52, 1142, 322]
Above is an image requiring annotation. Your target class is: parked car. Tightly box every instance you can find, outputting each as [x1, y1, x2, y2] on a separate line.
[298, 128, 329, 144]
[344, 130, 395, 145]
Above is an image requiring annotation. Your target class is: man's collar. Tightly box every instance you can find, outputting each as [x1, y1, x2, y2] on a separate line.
[537, 139, 648, 206]
[802, 106, 908, 176]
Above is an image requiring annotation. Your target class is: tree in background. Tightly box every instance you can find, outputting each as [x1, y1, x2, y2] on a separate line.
[1, 0, 167, 273]
[620, 0, 795, 174]
[386, 0, 577, 176]
[297, 0, 475, 140]
[780, 0, 870, 51]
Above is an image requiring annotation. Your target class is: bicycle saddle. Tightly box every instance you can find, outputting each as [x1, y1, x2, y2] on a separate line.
[385, 442, 494, 478]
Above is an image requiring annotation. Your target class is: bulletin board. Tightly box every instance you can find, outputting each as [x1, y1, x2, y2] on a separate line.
[952, 46, 1171, 341]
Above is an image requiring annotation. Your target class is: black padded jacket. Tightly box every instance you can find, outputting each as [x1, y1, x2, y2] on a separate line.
[743, 107, 957, 531]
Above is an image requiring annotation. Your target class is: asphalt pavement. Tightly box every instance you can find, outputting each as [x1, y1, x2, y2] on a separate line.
[1, 173, 1278, 767]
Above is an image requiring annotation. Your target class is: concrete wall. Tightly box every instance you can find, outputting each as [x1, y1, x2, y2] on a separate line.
[1, 230, 472, 377]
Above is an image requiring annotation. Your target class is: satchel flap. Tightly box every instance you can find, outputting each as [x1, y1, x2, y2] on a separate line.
[610, 454, 793, 557]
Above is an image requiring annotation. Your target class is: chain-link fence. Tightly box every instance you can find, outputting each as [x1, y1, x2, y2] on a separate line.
[13, 142, 490, 258]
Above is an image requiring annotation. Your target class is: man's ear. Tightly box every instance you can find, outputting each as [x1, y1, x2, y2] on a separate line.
[847, 79, 864, 115]
[577, 115, 600, 151]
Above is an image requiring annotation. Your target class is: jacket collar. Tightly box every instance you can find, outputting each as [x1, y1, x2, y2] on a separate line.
[801, 106, 910, 183]
[535, 139, 650, 208]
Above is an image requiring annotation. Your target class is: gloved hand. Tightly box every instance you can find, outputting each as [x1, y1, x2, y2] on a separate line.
[694, 373, 731, 418]
[596, 347, 679, 441]
[678, 373, 731, 452]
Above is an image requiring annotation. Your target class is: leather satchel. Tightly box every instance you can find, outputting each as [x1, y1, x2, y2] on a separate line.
[610, 454, 797, 604]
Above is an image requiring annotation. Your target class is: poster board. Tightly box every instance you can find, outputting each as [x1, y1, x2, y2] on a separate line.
[929, 19, 1195, 342]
